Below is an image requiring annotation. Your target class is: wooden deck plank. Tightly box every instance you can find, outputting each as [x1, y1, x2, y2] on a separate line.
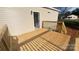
[36, 38, 50, 51]
[17, 28, 48, 44]
[19, 34, 63, 51]
[39, 38, 57, 51]
[44, 41, 62, 51]
[36, 38, 57, 51]
[33, 38, 46, 51]
[27, 42, 35, 51]
[30, 39, 43, 51]
[20, 46, 24, 51]
[41, 31, 70, 50]
[24, 44, 32, 51]
[29, 40, 40, 51]
[39, 38, 62, 51]
[24, 44, 30, 51]
[22, 45, 27, 51]
[18, 28, 70, 51]
[37, 39, 53, 51]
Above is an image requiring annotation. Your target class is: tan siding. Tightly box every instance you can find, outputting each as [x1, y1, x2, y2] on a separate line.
[0, 7, 58, 36]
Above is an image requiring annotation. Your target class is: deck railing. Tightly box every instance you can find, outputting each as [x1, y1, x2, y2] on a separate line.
[60, 22, 67, 34]
[0, 25, 10, 51]
[42, 21, 67, 34]
[0, 21, 68, 51]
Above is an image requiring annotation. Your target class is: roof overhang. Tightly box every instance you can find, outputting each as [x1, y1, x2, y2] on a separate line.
[43, 7, 60, 12]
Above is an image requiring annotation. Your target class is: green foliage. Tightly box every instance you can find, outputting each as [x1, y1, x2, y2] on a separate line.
[64, 19, 79, 29]
[72, 8, 79, 17]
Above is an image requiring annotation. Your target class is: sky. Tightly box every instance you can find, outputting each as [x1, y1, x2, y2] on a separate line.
[55, 7, 79, 13]
[68, 7, 78, 11]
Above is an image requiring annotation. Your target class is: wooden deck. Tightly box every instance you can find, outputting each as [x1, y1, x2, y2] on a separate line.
[41, 31, 70, 50]
[17, 28, 48, 44]
[0, 25, 71, 51]
[16, 29, 70, 51]
[20, 37, 62, 51]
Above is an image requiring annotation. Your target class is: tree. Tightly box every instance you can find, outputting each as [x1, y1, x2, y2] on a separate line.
[72, 8, 79, 17]
[55, 7, 72, 20]
[64, 11, 71, 18]
[55, 7, 72, 14]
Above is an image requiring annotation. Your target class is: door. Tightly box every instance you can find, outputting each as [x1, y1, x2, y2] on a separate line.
[33, 12, 40, 28]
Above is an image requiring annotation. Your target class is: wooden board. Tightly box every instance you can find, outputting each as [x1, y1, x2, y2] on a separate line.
[17, 28, 48, 44]
[41, 31, 70, 50]
[0, 25, 10, 51]
[20, 37, 62, 51]
[75, 38, 79, 51]
[17, 28, 70, 51]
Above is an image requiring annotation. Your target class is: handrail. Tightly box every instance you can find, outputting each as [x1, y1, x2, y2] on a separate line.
[61, 22, 67, 34]
[42, 21, 58, 31]
[42, 21, 67, 34]
[0, 25, 10, 51]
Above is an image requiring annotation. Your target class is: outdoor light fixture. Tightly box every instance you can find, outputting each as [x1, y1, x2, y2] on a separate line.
[48, 12, 50, 13]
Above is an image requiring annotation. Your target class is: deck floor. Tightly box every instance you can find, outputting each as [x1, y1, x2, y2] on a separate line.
[20, 37, 62, 51]
[17, 29, 70, 51]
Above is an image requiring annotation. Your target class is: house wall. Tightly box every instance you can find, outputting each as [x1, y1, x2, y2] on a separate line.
[67, 15, 78, 20]
[29, 7, 59, 28]
[0, 7, 59, 36]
